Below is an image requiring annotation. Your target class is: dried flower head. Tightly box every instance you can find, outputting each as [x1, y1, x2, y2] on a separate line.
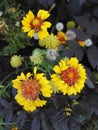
[0, 21, 8, 32]
[56, 22, 64, 31]
[66, 30, 76, 40]
[30, 49, 44, 65]
[46, 49, 59, 61]
[8, 7, 15, 13]
[84, 39, 93, 47]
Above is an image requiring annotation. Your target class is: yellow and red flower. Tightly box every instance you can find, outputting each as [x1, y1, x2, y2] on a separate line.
[57, 31, 68, 44]
[51, 57, 87, 96]
[12, 67, 52, 112]
[21, 10, 51, 39]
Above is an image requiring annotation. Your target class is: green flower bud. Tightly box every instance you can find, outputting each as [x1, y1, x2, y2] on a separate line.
[66, 21, 76, 29]
[10, 55, 22, 68]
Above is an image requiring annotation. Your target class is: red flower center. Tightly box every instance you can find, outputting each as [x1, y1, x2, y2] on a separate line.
[21, 78, 41, 100]
[31, 17, 43, 31]
[61, 67, 79, 86]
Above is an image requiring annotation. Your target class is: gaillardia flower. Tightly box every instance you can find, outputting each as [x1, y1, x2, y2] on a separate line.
[51, 57, 87, 96]
[12, 67, 52, 112]
[21, 10, 51, 39]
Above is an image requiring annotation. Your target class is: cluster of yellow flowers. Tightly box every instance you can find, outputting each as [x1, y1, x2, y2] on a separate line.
[12, 57, 87, 112]
[12, 9, 87, 112]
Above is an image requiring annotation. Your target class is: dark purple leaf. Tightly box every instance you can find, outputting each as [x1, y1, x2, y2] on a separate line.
[61, 48, 75, 58]
[93, 9, 98, 18]
[86, 0, 98, 3]
[75, 13, 98, 35]
[74, 13, 91, 29]
[68, 119, 80, 130]
[5, 110, 13, 123]
[79, 0, 86, 5]
[75, 48, 84, 61]
[38, 0, 54, 6]
[31, 114, 40, 130]
[71, 28, 87, 40]
[67, 0, 83, 15]
[17, 111, 26, 128]
[51, 119, 69, 130]
[0, 97, 12, 109]
[85, 68, 95, 89]
[66, 40, 80, 48]
[87, 45, 98, 69]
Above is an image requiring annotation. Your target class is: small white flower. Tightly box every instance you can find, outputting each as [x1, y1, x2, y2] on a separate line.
[34, 32, 39, 40]
[66, 30, 76, 40]
[84, 39, 93, 47]
[0, 11, 3, 16]
[46, 49, 59, 61]
[15, 21, 20, 27]
[56, 22, 64, 31]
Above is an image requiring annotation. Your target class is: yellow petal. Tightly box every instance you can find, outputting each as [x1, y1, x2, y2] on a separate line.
[41, 22, 51, 30]
[34, 99, 46, 107]
[26, 72, 32, 79]
[34, 67, 37, 75]
[38, 30, 49, 40]
[37, 10, 50, 20]
[68, 57, 79, 68]
[20, 72, 26, 80]
[28, 29, 34, 37]
[27, 10, 34, 19]
[22, 27, 31, 32]
[53, 65, 61, 73]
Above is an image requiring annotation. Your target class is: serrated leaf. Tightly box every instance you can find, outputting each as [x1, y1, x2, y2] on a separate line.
[75, 13, 98, 35]
[87, 45, 98, 69]
[74, 13, 91, 29]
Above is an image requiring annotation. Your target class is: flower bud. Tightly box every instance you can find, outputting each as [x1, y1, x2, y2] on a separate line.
[10, 55, 23, 68]
[46, 49, 59, 61]
[66, 21, 76, 29]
